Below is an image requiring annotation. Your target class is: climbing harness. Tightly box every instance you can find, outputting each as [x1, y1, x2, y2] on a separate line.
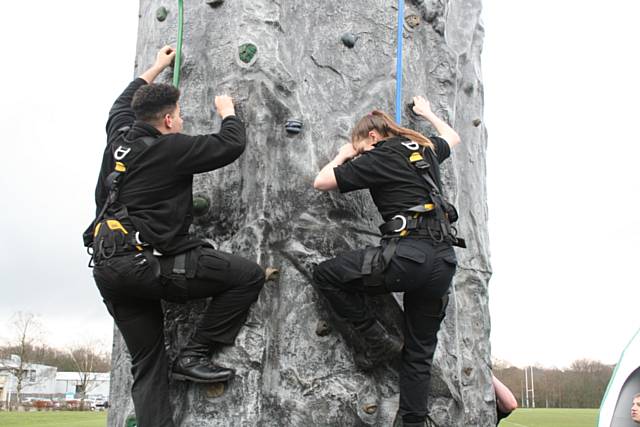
[379, 145, 465, 248]
[83, 128, 158, 267]
[360, 141, 465, 292]
[395, 0, 405, 123]
[173, 0, 184, 87]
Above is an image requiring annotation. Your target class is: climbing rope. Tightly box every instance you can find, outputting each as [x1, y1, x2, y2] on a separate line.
[172, 0, 184, 87]
[394, 0, 405, 123]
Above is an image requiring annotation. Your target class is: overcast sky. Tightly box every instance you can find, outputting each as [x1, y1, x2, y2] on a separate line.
[0, 1, 638, 369]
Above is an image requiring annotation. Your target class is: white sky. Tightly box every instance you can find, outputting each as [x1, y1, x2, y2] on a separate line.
[0, 1, 638, 368]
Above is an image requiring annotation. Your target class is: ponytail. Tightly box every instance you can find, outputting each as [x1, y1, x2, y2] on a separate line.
[351, 110, 435, 151]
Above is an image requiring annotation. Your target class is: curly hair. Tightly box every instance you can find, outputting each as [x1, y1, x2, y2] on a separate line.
[131, 83, 181, 123]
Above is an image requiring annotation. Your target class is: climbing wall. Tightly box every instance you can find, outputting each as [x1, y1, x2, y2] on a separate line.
[108, 0, 492, 425]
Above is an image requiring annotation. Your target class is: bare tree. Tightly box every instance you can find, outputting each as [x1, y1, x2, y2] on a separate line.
[68, 341, 109, 410]
[0, 312, 42, 409]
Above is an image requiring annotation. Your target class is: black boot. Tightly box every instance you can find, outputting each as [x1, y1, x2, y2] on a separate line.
[354, 320, 403, 369]
[171, 341, 235, 383]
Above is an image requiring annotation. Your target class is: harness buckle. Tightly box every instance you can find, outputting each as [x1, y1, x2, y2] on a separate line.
[391, 215, 407, 233]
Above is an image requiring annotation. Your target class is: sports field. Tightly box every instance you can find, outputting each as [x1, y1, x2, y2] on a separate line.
[0, 408, 598, 426]
[501, 408, 598, 427]
[0, 411, 107, 427]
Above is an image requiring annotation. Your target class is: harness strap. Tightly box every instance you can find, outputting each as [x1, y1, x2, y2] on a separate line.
[172, 253, 187, 275]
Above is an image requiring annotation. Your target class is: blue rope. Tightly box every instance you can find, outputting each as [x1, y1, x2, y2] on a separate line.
[395, 0, 405, 123]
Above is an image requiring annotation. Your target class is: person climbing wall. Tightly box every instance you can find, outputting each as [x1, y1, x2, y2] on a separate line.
[84, 45, 265, 427]
[312, 96, 463, 427]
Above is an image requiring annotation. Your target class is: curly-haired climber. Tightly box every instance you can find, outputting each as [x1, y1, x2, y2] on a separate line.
[84, 46, 265, 427]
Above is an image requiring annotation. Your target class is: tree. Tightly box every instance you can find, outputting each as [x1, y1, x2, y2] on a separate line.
[0, 312, 42, 409]
[68, 341, 110, 409]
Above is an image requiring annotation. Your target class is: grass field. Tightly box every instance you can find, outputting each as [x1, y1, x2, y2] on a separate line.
[0, 411, 107, 427]
[501, 408, 598, 427]
[0, 408, 598, 427]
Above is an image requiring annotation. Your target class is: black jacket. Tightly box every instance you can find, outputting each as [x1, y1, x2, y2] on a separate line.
[91, 78, 246, 255]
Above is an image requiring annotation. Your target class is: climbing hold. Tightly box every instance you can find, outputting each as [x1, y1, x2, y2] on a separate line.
[285, 119, 303, 134]
[472, 118, 482, 127]
[238, 43, 258, 64]
[362, 404, 378, 414]
[404, 14, 421, 31]
[125, 416, 138, 427]
[192, 195, 210, 217]
[406, 101, 421, 119]
[463, 82, 474, 95]
[265, 267, 280, 282]
[341, 33, 358, 48]
[205, 0, 224, 6]
[315, 320, 331, 337]
[206, 383, 225, 398]
[156, 6, 169, 22]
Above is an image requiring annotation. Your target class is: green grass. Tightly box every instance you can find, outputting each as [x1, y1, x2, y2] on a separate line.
[0, 411, 107, 427]
[501, 408, 598, 427]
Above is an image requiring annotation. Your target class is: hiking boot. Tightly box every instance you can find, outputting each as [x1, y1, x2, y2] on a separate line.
[354, 320, 403, 369]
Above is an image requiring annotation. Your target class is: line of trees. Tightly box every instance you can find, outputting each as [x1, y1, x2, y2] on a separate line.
[0, 312, 111, 409]
[494, 358, 614, 409]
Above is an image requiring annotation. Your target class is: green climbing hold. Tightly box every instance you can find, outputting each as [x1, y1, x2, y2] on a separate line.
[238, 43, 258, 64]
[125, 416, 138, 427]
[156, 7, 168, 22]
[193, 195, 211, 217]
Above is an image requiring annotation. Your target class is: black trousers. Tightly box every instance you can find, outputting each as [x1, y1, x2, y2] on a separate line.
[93, 245, 265, 427]
[313, 238, 457, 423]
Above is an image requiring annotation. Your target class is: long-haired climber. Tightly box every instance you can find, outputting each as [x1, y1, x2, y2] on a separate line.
[312, 96, 463, 427]
[83, 46, 265, 427]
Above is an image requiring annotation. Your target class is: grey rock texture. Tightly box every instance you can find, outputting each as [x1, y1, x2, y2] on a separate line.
[108, 0, 492, 426]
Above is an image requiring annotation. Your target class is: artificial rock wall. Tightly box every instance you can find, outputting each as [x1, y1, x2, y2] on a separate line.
[108, 1, 492, 426]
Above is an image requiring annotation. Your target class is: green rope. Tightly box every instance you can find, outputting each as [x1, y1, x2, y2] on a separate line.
[172, 0, 184, 87]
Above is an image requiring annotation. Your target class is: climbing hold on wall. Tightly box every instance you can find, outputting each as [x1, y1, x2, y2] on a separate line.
[315, 320, 331, 337]
[238, 43, 258, 64]
[464, 83, 474, 95]
[125, 416, 138, 427]
[404, 14, 421, 31]
[473, 118, 482, 127]
[205, 0, 224, 6]
[362, 404, 378, 414]
[192, 195, 210, 217]
[406, 101, 421, 120]
[206, 383, 225, 398]
[156, 6, 169, 22]
[285, 119, 303, 134]
[341, 33, 358, 48]
[265, 267, 280, 282]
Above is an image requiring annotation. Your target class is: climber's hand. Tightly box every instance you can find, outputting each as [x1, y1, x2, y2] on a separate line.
[155, 46, 176, 70]
[215, 95, 236, 119]
[412, 95, 433, 118]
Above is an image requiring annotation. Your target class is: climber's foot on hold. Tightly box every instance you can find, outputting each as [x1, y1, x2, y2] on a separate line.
[172, 356, 235, 383]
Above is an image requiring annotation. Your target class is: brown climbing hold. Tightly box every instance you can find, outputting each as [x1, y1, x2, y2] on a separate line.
[473, 118, 482, 127]
[315, 320, 331, 337]
[363, 403, 378, 414]
[405, 14, 421, 30]
[265, 267, 280, 282]
[206, 383, 225, 398]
